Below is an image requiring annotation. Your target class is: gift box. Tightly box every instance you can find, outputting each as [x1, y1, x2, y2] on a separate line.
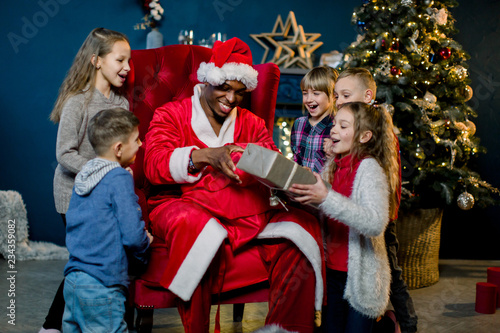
[475, 282, 497, 314]
[487, 267, 500, 308]
[236, 143, 329, 193]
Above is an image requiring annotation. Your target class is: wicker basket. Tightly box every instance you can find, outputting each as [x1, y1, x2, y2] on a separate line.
[396, 208, 443, 289]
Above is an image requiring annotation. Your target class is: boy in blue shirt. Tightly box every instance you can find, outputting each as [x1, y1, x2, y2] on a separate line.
[63, 107, 152, 333]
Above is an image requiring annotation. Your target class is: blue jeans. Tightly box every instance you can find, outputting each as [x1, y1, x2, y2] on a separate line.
[63, 271, 128, 333]
[324, 269, 374, 333]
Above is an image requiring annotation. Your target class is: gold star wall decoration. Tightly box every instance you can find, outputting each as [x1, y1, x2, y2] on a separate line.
[250, 11, 323, 69]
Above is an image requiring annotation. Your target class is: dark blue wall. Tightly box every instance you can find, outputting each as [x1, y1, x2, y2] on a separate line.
[1, 0, 498, 259]
[0, 0, 356, 246]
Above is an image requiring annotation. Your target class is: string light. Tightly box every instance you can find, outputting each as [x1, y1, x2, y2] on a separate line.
[275, 118, 294, 158]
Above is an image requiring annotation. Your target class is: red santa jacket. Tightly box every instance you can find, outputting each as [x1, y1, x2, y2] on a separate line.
[144, 86, 325, 310]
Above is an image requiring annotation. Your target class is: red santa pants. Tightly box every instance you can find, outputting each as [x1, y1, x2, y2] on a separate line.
[175, 239, 316, 333]
[150, 200, 318, 333]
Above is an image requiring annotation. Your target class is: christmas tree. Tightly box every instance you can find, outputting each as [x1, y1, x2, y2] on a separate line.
[339, 0, 499, 210]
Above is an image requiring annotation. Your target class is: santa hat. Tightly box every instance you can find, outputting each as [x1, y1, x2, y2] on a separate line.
[197, 37, 259, 91]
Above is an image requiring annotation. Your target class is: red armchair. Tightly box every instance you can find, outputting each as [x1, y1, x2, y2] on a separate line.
[125, 44, 280, 332]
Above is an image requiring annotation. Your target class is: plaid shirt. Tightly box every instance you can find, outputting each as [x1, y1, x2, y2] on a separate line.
[290, 115, 333, 173]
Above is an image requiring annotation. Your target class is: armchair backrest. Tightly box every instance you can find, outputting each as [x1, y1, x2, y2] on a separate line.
[125, 44, 280, 194]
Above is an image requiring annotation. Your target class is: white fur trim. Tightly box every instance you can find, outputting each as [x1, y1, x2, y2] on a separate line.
[252, 324, 297, 333]
[168, 218, 228, 301]
[257, 221, 323, 311]
[169, 146, 203, 183]
[197, 62, 258, 91]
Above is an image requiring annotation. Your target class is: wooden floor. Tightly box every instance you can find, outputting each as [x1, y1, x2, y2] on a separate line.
[0, 259, 499, 332]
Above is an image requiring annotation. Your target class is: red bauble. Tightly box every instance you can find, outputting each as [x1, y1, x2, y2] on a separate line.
[439, 47, 451, 60]
[391, 66, 402, 76]
[390, 39, 400, 51]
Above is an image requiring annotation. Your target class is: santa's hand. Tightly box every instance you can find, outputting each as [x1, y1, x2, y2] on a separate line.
[288, 173, 329, 205]
[192, 145, 244, 183]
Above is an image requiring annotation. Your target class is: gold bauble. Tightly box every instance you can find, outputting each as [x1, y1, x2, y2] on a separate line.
[449, 65, 467, 81]
[457, 191, 474, 210]
[463, 85, 473, 102]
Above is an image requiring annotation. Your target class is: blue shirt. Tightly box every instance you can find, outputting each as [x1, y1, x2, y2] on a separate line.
[64, 167, 150, 287]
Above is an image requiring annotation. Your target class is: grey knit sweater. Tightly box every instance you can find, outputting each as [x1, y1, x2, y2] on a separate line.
[53, 88, 129, 214]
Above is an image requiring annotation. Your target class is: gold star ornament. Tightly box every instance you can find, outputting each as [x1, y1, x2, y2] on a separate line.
[250, 11, 323, 69]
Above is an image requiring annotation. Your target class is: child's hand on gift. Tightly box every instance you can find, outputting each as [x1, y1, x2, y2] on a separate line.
[288, 173, 329, 206]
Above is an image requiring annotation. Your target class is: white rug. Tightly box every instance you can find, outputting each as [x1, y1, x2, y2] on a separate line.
[0, 190, 69, 261]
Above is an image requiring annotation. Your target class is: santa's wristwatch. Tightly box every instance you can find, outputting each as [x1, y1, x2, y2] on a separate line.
[188, 153, 199, 174]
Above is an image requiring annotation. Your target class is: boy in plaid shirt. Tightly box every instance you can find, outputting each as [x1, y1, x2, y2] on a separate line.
[291, 66, 338, 173]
